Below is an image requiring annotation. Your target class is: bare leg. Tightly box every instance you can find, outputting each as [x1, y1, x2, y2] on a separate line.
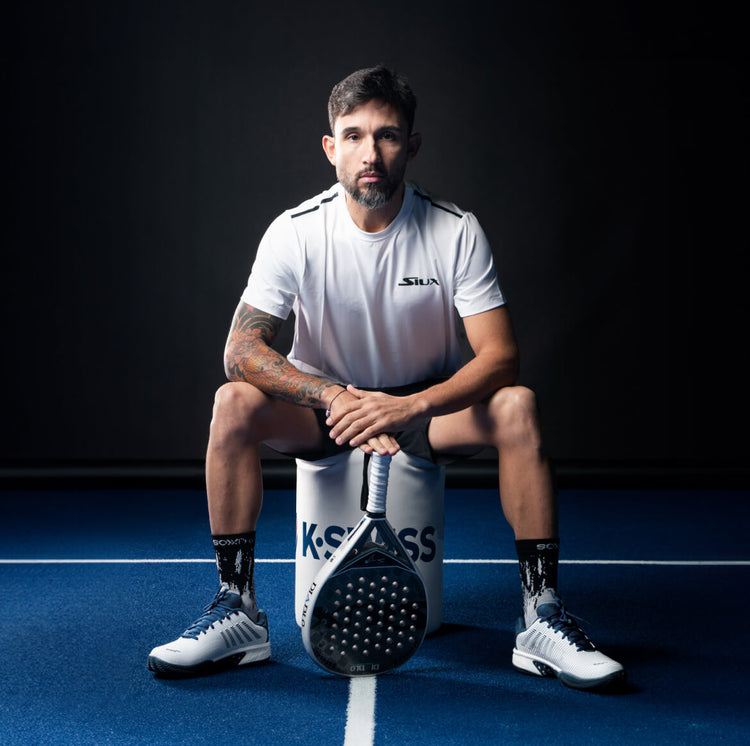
[147, 381, 325, 677]
[428, 385, 557, 540]
[426, 386, 625, 689]
[205, 382, 325, 534]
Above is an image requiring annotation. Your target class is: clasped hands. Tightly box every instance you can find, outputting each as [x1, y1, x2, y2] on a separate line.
[325, 384, 423, 456]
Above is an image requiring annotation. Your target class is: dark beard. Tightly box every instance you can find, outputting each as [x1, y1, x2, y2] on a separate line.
[341, 170, 401, 209]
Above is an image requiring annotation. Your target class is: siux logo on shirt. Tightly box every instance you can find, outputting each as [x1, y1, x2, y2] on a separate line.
[398, 277, 440, 286]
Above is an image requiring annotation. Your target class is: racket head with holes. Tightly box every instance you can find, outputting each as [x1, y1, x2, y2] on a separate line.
[301, 513, 428, 676]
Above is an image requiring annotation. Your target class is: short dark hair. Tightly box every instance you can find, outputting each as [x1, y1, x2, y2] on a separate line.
[327, 66, 417, 134]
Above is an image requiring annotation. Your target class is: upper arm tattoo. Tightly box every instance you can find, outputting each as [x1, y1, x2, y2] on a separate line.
[230, 303, 282, 348]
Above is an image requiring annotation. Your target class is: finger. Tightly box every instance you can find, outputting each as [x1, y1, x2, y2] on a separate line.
[330, 409, 373, 444]
[360, 433, 400, 456]
[338, 419, 375, 446]
[325, 392, 358, 427]
[330, 417, 361, 444]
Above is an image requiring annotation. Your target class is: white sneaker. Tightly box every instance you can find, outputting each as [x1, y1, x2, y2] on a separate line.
[148, 588, 271, 678]
[512, 601, 625, 690]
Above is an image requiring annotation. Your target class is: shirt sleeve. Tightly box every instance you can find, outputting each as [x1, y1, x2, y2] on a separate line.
[240, 213, 301, 320]
[452, 212, 506, 317]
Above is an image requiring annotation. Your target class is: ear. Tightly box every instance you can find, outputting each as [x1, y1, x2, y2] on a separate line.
[407, 131, 422, 161]
[322, 134, 336, 166]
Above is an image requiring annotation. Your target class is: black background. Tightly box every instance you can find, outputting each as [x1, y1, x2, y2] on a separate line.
[3, 1, 747, 473]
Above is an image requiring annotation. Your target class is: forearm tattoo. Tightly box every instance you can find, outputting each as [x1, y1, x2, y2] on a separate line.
[225, 304, 332, 408]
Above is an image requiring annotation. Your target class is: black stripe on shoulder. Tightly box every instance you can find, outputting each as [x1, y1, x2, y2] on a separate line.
[413, 190, 463, 219]
[291, 191, 339, 219]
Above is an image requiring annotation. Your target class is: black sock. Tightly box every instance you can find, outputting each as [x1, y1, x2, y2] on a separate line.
[212, 531, 257, 614]
[515, 538, 560, 626]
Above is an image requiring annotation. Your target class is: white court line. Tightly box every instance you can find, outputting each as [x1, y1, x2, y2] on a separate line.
[445, 559, 750, 566]
[0, 558, 287, 564]
[343, 676, 376, 746]
[1, 555, 745, 745]
[1, 558, 748, 566]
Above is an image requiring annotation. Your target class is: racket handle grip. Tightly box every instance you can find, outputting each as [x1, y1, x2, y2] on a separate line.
[366, 453, 391, 515]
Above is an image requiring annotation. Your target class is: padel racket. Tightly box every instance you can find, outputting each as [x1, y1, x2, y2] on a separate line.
[301, 452, 428, 676]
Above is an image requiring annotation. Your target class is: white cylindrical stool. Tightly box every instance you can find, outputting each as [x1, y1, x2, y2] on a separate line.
[294, 449, 445, 634]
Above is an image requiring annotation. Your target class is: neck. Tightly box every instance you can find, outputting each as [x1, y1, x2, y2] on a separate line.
[345, 182, 406, 233]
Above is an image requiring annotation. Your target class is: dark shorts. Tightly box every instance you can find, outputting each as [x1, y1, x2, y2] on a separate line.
[271, 379, 445, 464]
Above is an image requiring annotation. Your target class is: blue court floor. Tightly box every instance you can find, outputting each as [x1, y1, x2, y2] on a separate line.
[1, 486, 749, 745]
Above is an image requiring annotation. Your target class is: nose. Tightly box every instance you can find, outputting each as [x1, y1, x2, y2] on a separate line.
[363, 136, 381, 165]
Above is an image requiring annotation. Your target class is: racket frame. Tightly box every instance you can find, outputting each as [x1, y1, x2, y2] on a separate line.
[301, 453, 429, 676]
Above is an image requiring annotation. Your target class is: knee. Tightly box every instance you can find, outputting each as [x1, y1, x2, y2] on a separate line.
[486, 386, 541, 448]
[210, 382, 267, 446]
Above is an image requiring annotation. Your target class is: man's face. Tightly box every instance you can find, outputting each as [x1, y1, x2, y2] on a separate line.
[323, 99, 419, 209]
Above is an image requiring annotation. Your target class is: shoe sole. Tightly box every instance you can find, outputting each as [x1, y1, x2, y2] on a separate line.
[148, 643, 271, 679]
[512, 649, 626, 691]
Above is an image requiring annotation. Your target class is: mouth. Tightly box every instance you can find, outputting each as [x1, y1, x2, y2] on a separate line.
[358, 170, 385, 183]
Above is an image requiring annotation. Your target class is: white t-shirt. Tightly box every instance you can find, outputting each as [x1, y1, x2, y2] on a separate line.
[241, 183, 505, 388]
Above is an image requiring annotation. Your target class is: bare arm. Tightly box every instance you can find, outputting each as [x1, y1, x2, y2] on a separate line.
[411, 304, 520, 417]
[224, 301, 343, 409]
[328, 305, 520, 447]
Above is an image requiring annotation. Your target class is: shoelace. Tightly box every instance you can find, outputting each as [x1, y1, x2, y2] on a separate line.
[541, 604, 595, 652]
[181, 589, 240, 640]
